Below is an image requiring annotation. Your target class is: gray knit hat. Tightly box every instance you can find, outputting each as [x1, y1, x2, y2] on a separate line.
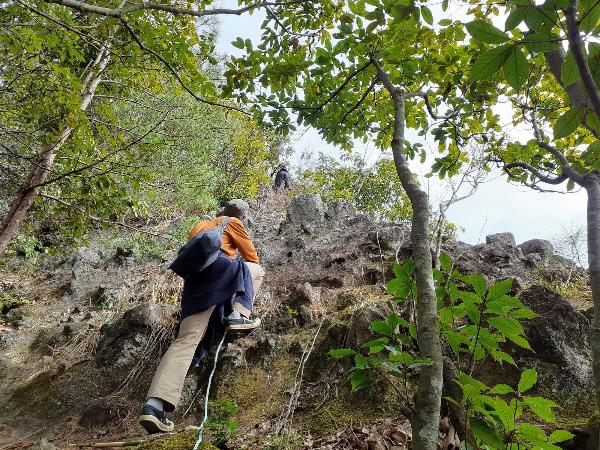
[222, 199, 250, 220]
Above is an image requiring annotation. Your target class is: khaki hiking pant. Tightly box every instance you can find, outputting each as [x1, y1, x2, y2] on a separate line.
[146, 262, 264, 411]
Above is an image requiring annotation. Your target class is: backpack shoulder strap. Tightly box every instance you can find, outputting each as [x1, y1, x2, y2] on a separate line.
[216, 216, 231, 236]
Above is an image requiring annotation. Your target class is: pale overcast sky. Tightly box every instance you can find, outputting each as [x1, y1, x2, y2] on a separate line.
[214, 6, 587, 246]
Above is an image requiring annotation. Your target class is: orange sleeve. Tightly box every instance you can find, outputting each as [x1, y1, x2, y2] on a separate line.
[227, 218, 259, 263]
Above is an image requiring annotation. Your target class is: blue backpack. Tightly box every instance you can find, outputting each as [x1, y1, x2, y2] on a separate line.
[169, 217, 231, 278]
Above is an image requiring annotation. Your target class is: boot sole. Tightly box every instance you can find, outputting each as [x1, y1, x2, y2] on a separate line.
[139, 415, 174, 434]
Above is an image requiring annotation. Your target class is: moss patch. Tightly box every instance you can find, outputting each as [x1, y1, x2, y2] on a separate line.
[217, 354, 296, 427]
[295, 381, 409, 437]
[134, 430, 217, 450]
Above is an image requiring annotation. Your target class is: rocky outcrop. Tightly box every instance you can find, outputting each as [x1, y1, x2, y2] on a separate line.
[519, 238, 554, 259]
[476, 284, 594, 420]
[286, 282, 325, 325]
[96, 303, 175, 367]
[283, 194, 325, 229]
[0, 193, 594, 448]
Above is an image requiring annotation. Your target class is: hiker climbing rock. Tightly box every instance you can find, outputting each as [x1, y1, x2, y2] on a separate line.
[139, 199, 264, 434]
[273, 166, 291, 191]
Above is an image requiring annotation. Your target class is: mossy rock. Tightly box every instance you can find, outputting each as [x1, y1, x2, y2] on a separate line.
[587, 414, 599, 450]
[134, 430, 218, 450]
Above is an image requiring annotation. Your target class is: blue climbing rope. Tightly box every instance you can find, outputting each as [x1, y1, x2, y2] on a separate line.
[192, 330, 228, 450]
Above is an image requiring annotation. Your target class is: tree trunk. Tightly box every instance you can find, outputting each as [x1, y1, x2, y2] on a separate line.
[390, 91, 443, 450]
[433, 208, 446, 270]
[0, 46, 110, 258]
[584, 172, 600, 443]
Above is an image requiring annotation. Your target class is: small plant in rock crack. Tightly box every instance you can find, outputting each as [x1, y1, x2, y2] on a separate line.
[329, 254, 573, 449]
[206, 399, 239, 447]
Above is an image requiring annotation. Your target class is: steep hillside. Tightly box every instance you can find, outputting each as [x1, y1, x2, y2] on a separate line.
[0, 193, 595, 449]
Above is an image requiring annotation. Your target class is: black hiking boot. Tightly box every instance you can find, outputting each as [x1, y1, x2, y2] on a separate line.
[225, 316, 261, 332]
[139, 404, 174, 434]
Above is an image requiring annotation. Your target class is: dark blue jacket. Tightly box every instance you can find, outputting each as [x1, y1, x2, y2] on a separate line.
[180, 252, 253, 320]
[180, 252, 255, 367]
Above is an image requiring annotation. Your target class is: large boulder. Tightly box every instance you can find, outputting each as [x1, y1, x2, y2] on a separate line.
[519, 239, 554, 259]
[325, 201, 357, 222]
[284, 195, 325, 228]
[486, 232, 516, 246]
[478, 285, 594, 417]
[95, 303, 175, 367]
[519, 285, 592, 387]
[67, 247, 103, 302]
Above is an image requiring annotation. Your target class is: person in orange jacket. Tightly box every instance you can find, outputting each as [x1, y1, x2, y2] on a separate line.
[139, 199, 264, 434]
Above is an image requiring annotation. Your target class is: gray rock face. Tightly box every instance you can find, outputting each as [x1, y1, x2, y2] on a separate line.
[286, 282, 324, 325]
[325, 201, 357, 222]
[284, 194, 325, 228]
[520, 285, 592, 386]
[519, 239, 554, 258]
[67, 247, 103, 302]
[486, 232, 516, 246]
[31, 322, 94, 355]
[478, 285, 594, 415]
[368, 225, 408, 253]
[95, 303, 174, 367]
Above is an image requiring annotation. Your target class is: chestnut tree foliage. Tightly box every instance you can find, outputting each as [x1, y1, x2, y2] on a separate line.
[223, 0, 600, 447]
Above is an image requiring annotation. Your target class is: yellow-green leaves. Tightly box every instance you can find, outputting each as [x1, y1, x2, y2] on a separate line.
[420, 6, 433, 25]
[466, 20, 510, 44]
[553, 107, 584, 138]
[583, 141, 600, 169]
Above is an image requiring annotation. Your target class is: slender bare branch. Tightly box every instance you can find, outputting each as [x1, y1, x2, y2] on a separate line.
[296, 61, 373, 115]
[40, 193, 171, 239]
[42, 0, 305, 19]
[340, 77, 377, 125]
[119, 18, 249, 115]
[504, 162, 569, 185]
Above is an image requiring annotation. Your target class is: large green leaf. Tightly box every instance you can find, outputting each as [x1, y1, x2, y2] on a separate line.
[470, 46, 510, 81]
[583, 141, 600, 169]
[466, 20, 510, 44]
[553, 107, 584, 138]
[469, 417, 504, 448]
[524, 396, 558, 422]
[487, 278, 513, 302]
[420, 6, 433, 25]
[461, 273, 488, 296]
[328, 348, 356, 358]
[503, 46, 529, 90]
[489, 383, 514, 394]
[440, 252, 452, 273]
[549, 430, 575, 443]
[580, 0, 600, 32]
[561, 51, 579, 86]
[505, 7, 527, 30]
[522, 32, 561, 53]
[518, 368, 538, 393]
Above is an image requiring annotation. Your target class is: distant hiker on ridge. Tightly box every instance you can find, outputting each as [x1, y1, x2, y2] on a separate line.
[139, 199, 264, 434]
[273, 165, 291, 191]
